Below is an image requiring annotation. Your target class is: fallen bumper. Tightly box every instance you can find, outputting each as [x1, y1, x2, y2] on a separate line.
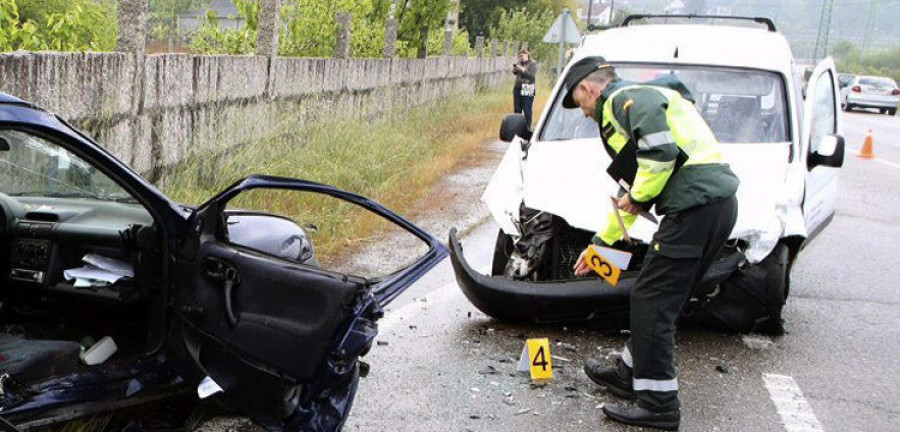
[449, 228, 746, 326]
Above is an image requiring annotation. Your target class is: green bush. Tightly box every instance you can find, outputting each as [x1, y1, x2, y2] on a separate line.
[490, 8, 556, 63]
[0, 0, 117, 52]
[189, 0, 467, 59]
[832, 41, 900, 82]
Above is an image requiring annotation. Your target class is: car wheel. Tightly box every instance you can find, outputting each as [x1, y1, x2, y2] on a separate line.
[491, 230, 514, 276]
[889, 108, 897, 116]
[753, 243, 789, 336]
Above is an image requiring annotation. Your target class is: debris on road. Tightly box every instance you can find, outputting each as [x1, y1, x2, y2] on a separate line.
[742, 335, 775, 350]
[514, 409, 531, 416]
[716, 365, 730, 374]
[551, 355, 571, 363]
[376, 340, 389, 346]
[556, 342, 578, 353]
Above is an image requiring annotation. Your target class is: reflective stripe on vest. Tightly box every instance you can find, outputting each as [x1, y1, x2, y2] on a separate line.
[601, 85, 724, 167]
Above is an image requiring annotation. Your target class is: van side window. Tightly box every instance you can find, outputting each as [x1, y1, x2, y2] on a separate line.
[810, 71, 837, 154]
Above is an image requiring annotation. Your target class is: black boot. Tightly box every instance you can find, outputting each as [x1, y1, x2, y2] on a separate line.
[602, 402, 681, 431]
[584, 358, 634, 400]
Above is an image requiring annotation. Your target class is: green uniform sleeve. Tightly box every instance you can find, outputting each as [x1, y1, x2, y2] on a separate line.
[593, 211, 638, 246]
[611, 88, 680, 206]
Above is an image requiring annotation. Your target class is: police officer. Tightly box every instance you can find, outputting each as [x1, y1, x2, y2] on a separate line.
[565, 56, 739, 430]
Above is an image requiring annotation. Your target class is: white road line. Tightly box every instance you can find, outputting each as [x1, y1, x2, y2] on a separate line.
[763, 374, 826, 432]
[847, 149, 900, 170]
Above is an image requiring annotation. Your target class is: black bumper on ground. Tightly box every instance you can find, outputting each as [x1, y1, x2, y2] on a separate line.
[449, 228, 746, 327]
[449, 228, 632, 325]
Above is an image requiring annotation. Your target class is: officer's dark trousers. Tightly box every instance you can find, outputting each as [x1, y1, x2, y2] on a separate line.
[620, 195, 738, 412]
[513, 88, 534, 128]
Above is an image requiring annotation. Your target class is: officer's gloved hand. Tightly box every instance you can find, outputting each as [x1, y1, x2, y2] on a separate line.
[610, 239, 639, 252]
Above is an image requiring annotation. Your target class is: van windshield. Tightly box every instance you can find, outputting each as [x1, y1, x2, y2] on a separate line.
[539, 64, 790, 144]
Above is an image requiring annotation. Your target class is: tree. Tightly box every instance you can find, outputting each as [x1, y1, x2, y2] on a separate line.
[0, 0, 117, 52]
[395, 0, 451, 58]
[459, 0, 575, 43]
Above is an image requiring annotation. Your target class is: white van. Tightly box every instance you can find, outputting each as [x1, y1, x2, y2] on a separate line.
[450, 16, 845, 335]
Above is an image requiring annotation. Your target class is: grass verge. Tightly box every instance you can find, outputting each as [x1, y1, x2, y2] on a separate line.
[162, 77, 552, 261]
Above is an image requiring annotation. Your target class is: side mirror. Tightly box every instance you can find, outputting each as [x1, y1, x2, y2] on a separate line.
[808, 134, 845, 169]
[499, 113, 532, 143]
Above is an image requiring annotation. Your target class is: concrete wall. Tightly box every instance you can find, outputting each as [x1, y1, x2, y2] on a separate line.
[0, 52, 513, 181]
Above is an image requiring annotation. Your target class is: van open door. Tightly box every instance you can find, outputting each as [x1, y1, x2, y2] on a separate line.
[801, 57, 844, 242]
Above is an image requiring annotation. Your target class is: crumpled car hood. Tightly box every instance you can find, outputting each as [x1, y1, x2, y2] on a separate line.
[483, 138, 806, 264]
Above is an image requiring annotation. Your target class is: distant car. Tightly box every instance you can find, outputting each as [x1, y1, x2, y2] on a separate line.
[0, 93, 447, 429]
[450, 15, 844, 335]
[840, 75, 899, 115]
[837, 73, 855, 89]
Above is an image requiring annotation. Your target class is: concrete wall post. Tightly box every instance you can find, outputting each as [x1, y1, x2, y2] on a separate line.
[384, 18, 397, 59]
[475, 35, 485, 58]
[490, 39, 498, 57]
[443, 29, 454, 57]
[334, 12, 352, 60]
[116, 0, 148, 56]
[256, 0, 280, 58]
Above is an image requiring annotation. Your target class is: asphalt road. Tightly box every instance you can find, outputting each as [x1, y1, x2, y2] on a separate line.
[342, 110, 900, 432]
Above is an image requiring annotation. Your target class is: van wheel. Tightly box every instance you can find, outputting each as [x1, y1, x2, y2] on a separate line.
[492, 230, 514, 276]
[753, 243, 789, 336]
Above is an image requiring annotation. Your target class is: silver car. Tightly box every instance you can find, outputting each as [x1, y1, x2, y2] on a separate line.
[840, 75, 899, 115]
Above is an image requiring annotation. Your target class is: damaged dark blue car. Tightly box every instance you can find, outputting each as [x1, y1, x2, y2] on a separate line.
[0, 93, 447, 430]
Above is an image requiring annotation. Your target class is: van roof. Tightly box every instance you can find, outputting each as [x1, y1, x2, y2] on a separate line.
[578, 24, 794, 74]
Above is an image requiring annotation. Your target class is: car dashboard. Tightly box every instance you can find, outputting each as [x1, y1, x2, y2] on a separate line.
[1, 195, 154, 303]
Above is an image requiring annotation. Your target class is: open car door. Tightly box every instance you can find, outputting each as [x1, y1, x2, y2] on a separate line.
[168, 175, 447, 430]
[801, 57, 845, 242]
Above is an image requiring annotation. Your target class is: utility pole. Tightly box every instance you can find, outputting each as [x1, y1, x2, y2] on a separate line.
[813, 0, 834, 60]
[587, 0, 593, 28]
[862, 0, 878, 54]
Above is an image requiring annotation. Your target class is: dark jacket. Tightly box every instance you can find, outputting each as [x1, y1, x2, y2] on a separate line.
[513, 59, 538, 88]
[593, 79, 739, 216]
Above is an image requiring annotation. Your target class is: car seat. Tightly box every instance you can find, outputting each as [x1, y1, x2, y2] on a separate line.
[0, 333, 82, 384]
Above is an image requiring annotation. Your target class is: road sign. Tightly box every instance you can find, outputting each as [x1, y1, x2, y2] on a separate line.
[543, 9, 581, 44]
[517, 338, 553, 380]
[543, 9, 581, 78]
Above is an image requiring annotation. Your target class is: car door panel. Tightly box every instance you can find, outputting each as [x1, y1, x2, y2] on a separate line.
[170, 174, 448, 426]
[185, 241, 362, 381]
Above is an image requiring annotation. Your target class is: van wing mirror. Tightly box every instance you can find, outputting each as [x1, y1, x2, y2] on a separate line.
[499, 114, 533, 143]
[808, 134, 845, 169]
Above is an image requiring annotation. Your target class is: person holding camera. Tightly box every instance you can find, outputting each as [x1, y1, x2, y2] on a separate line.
[512, 49, 538, 128]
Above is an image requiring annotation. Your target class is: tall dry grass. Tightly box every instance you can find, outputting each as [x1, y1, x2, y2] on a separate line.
[162, 77, 552, 261]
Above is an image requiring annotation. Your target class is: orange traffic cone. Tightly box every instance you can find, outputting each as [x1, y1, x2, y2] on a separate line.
[859, 129, 875, 159]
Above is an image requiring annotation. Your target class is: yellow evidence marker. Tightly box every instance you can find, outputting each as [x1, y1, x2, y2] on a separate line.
[585, 244, 628, 286]
[517, 338, 553, 381]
